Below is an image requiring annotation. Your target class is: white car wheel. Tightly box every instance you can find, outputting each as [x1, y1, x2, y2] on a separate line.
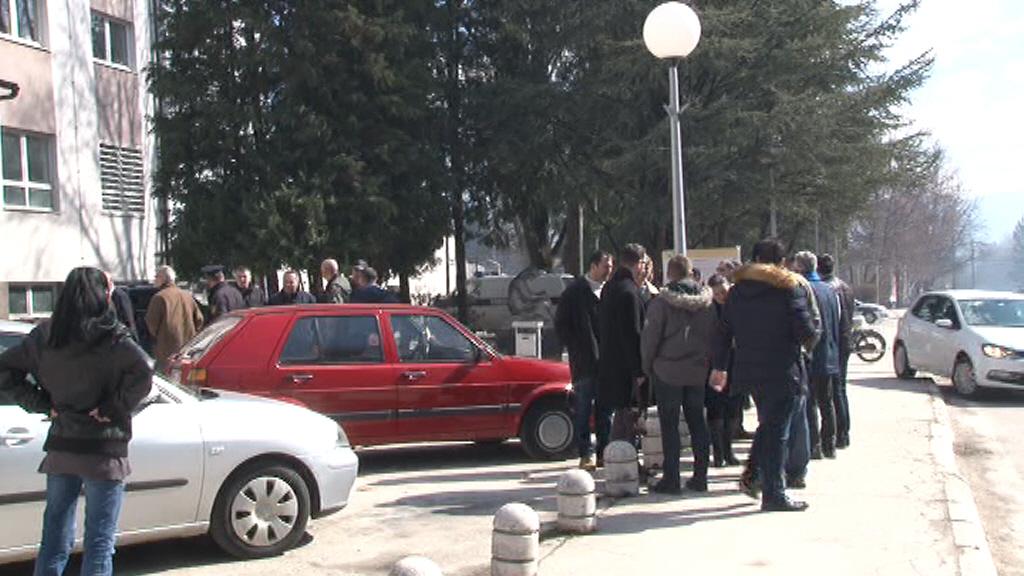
[952, 358, 979, 397]
[211, 463, 311, 559]
[894, 343, 916, 379]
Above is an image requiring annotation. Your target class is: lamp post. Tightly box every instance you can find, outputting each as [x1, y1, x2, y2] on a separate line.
[643, 2, 701, 256]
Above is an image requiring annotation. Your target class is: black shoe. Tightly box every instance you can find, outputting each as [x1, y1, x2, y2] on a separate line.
[761, 497, 809, 512]
[836, 435, 850, 449]
[685, 477, 708, 492]
[738, 473, 761, 499]
[787, 476, 806, 489]
[823, 447, 836, 459]
[652, 479, 682, 495]
[810, 446, 823, 460]
[724, 452, 741, 466]
[712, 457, 726, 468]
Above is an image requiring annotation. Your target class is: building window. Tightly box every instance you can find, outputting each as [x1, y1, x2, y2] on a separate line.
[99, 143, 144, 214]
[8, 284, 56, 317]
[91, 12, 132, 68]
[0, 0, 40, 43]
[1, 128, 55, 211]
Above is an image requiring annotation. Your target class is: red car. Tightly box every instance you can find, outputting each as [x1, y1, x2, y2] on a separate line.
[167, 304, 575, 459]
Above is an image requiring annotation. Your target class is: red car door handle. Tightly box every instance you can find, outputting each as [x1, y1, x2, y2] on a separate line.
[402, 371, 427, 380]
[289, 374, 315, 384]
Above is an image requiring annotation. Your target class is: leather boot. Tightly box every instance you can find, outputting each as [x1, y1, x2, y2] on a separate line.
[709, 419, 726, 467]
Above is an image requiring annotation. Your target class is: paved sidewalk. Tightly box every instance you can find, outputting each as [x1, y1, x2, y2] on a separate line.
[538, 362, 964, 575]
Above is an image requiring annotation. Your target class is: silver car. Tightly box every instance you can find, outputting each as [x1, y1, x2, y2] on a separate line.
[0, 320, 358, 563]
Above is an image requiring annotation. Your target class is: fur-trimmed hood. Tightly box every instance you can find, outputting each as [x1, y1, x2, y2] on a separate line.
[733, 263, 801, 291]
[658, 281, 713, 311]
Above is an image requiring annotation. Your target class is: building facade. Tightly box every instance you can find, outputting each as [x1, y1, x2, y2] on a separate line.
[0, 0, 157, 319]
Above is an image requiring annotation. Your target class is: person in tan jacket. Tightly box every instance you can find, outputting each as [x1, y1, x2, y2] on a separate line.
[145, 266, 203, 373]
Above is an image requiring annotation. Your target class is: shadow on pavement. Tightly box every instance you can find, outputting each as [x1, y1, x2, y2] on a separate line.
[357, 441, 531, 476]
[591, 501, 759, 534]
[937, 385, 1024, 407]
[849, 375, 935, 396]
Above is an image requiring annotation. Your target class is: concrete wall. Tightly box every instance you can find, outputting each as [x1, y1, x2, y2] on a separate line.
[0, 0, 155, 318]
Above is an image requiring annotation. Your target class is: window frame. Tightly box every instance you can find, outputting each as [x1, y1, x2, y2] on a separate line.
[7, 284, 57, 319]
[0, 0, 43, 46]
[1, 128, 56, 212]
[390, 313, 481, 364]
[90, 11, 133, 70]
[278, 315, 386, 366]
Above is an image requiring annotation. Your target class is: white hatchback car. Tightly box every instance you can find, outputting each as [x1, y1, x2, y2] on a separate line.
[894, 290, 1024, 396]
[0, 320, 358, 564]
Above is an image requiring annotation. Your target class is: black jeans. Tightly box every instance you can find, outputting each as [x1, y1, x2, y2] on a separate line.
[806, 374, 837, 451]
[833, 350, 851, 439]
[654, 380, 710, 485]
[752, 386, 798, 502]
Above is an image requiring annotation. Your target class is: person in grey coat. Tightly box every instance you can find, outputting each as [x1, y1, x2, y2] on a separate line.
[641, 255, 715, 493]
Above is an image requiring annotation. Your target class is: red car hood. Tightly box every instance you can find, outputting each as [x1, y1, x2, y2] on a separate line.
[493, 355, 571, 383]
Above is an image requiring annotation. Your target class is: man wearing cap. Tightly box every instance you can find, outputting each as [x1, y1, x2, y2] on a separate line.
[350, 266, 399, 304]
[203, 265, 245, 322]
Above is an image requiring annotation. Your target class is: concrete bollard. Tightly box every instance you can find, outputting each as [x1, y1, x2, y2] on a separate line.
[492, 503, 539, 576]
[557, 469, 597, 533]
[642, 408, 664, 471]
[603, 440, 639, 496]
[390, 556, 444, 576]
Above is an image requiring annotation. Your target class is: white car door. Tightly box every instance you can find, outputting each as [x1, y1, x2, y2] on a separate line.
[118, 383, 205, 533]
[905, 296, 939, 371]
[928, 297, 963, 377]
[0, 404, 50, 553]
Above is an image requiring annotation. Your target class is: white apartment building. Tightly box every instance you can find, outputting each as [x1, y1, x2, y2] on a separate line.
[0, 0, 157, 319]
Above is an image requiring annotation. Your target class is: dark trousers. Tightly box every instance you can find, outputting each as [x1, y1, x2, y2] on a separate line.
[806, 374, 837, 451]
[785, 393, 810, 480]
[573, 376, 612, 458]
[833, 350, 851, 439]
[752, 386, 798, 502]
[655, 380, 710, 485]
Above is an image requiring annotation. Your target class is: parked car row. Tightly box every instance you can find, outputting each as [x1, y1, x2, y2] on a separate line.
[0, 303, 575, 566]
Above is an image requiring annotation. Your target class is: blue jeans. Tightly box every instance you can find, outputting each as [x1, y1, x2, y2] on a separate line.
[834, 350, 851, 438]
[573, 376, 611, 458]
[34, 474, 124, 576]
[786, 393, 810, 481]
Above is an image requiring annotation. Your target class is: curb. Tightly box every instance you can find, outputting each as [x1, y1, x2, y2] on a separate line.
[927, 381, 998, 576]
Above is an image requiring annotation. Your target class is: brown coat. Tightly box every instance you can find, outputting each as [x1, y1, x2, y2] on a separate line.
[146, 285, 204, 370]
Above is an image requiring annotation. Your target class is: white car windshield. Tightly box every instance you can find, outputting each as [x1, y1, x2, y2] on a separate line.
[957, 299, 1024, 328]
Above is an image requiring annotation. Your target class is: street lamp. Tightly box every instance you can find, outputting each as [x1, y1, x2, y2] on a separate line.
[643, 2, 701, 255]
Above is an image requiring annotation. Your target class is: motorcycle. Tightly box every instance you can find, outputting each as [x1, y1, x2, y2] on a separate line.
[851, 315, 886, 362]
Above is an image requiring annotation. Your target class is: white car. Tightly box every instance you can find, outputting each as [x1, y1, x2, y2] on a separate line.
[894, 290, 1024, 396]
[0, 320, 358, 564]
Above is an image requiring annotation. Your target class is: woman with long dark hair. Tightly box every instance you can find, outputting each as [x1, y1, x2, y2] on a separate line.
[0, 267, 152, 576]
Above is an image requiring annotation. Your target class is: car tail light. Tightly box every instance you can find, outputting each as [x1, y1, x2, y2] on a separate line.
[187, 367, 208, 387]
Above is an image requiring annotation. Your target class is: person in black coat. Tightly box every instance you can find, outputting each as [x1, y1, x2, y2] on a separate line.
[598, 243, 648, 445]
[268, 270, 317, 306]
[711, 238, 816, 512]
[349, 266, 399, 304]
[203, 265, 246, 321]
[555, 250, 614, 469]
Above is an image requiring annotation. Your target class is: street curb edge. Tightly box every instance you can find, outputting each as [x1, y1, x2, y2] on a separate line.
[927, 381, 998, 576]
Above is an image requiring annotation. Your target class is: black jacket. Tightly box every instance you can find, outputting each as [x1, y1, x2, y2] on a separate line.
[555, 275, 600, 380]
[713, 264, 816, 396]
[268, 290, 317, 306]
[350, 285, 399, 304]
[239, 285, 266, 308]
[0, 316, 153, 458]
[823, 273, 855, 350]
[598, 267, 645, 409]
[209, 282, 246, 320]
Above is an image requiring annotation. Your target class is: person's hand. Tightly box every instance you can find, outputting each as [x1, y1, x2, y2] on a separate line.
[88, 408, 111, 423]
[49, 409, 58, 420]
[709, 370, 728, 392]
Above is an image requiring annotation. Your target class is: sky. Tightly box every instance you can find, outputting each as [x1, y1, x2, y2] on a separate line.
[872, 0, 1024, 243]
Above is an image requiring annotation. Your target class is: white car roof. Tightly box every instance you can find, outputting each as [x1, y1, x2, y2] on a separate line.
[923, 290, 1024, 301]
[0, 319, 34, 334]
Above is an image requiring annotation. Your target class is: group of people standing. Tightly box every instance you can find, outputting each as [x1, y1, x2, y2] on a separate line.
[556, 237, 855, 512]
[145, 258, 398, 372]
